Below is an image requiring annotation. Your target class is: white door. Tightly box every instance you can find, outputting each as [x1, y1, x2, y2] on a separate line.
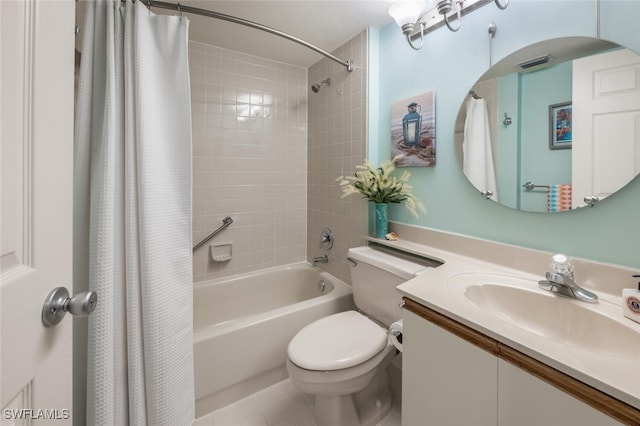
[572, 48, 640, 208]
[1, 0, 75, 423]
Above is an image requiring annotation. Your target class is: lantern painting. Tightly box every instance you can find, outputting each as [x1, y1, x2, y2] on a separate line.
[390, 91, 436, 167]
[402, 102, 422, 147]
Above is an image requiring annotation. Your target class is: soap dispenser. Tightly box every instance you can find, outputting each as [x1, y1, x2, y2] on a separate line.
[622, 275, 640, 324]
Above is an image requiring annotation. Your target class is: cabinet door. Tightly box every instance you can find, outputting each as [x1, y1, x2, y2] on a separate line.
[498, 360, 622, 426]
[402, 310, 498, 426]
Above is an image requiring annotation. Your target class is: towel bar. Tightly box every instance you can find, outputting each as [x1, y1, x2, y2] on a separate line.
[522, 181, 550, 191]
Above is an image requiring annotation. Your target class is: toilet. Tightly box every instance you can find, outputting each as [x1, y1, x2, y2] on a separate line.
[286, 246, 431, 426]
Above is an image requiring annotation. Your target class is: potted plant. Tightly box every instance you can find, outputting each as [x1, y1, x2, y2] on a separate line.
[337, 155, 426, 238]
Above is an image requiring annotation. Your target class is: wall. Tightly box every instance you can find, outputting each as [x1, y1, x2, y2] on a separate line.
[372, 0, 640, 269]
[307, 31, 369, 283]
[519, 62, 573, 211]
[497, 73, 518, 209]
[189, 41, 308, 282]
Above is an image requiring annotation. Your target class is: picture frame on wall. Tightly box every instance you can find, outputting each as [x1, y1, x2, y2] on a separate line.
[390, 91, 436, 167]
[549, 102, 572, 150]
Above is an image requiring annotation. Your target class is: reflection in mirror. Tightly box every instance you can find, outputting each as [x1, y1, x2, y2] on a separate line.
[455, 37, 640, 213]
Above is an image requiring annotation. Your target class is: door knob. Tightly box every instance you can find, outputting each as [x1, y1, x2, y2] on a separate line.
[42, 287, 98, 327]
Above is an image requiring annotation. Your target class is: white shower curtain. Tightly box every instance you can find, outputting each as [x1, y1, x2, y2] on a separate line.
[74, 1, 194, 424]
[463, 97, 498, 202]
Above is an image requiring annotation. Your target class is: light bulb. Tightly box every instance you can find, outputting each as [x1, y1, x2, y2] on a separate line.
[388, 1, 425, 28]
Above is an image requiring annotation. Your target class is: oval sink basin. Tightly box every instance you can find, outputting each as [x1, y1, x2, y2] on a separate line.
[456, 277, 640, 358]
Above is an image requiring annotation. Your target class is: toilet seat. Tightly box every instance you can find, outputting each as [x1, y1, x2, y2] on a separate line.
[288, 311, 388, 371]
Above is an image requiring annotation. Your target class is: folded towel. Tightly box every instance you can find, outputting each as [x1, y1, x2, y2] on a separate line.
[548, 184, 572, 212]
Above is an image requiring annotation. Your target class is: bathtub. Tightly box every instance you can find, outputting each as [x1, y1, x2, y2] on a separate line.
[193, 262, 355, 417]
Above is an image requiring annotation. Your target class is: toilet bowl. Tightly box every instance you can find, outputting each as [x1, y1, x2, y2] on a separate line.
[286, 246, 432, 426]
[287, 311, 396, 426]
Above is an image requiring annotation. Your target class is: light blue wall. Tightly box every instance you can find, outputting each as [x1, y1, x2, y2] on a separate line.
[370, 0, 640, 269]
[497, 73, 519, 210]
[519, 62, 573, 211]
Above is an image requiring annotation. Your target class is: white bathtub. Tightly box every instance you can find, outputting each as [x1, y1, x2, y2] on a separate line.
[193, 262, 355, 417]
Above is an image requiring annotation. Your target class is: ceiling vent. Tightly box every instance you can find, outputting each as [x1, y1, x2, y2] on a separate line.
[517, 54, 554, 70]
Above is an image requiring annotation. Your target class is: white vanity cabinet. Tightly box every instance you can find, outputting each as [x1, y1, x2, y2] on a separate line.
[402, 309, 498, 426]
[401, 298, 635, 426]
[498, 359, 620, 426]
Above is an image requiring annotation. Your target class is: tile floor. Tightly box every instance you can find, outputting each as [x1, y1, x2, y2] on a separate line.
[194, 379, 401, 426]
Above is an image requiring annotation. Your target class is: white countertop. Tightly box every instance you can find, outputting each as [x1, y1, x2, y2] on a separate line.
[380, 238, 640, 410]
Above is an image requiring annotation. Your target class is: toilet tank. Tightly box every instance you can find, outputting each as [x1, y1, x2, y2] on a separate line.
[347, 246, 437, 327]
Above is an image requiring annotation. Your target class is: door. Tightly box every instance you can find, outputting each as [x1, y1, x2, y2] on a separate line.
[1, 0, 75, 423]
[572, 48, 640, 208]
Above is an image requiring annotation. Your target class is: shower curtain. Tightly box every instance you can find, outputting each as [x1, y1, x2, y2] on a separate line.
[74, 1, 194, 424]
[463, 97, 498, 202]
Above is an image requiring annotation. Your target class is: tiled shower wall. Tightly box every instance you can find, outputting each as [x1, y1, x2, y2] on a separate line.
[307, 31, 369, 283]
[189, 41, 308, 283]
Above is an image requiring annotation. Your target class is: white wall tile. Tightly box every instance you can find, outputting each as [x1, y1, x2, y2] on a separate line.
[307, 31, 369, 283]
[191, 44, 307, 283]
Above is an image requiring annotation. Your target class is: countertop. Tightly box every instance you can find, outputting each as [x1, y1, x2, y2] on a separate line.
[372, 237, 640, 411]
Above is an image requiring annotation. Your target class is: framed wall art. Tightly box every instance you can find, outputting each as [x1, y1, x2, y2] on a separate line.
[549, 101, 572, 150]
[390, 91, 436, 167]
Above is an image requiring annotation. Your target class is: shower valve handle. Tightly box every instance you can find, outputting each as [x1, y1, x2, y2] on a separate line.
[319, 228, 334, 249]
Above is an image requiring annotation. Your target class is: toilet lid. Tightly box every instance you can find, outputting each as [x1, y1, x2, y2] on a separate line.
[287, 311, 388, 371]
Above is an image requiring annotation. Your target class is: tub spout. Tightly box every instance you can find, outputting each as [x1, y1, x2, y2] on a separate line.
[312, 255, 329, 265]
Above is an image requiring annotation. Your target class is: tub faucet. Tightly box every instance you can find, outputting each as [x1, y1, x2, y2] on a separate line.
[539, 272, 598, 303]
[312, 255, 329, 265]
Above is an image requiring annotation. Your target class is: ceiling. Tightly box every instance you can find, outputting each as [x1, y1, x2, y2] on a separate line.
[164, 1, 396, 68]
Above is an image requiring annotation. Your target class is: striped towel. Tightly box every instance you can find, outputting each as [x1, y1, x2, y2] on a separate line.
[548, 184, 572, 212]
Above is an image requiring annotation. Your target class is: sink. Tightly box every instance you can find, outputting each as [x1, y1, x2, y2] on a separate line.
[449, 273, 640, 358]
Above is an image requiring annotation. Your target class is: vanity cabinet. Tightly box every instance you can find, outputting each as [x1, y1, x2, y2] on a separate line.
[402, 298, 635, 426]
[497, 359, 619, 426]
[402, 309, 498, 426]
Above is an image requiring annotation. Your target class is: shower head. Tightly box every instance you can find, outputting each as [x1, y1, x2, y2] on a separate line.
[311, 77, 331, 93]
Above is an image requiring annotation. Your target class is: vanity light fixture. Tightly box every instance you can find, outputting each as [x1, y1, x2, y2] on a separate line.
[388, 1, 430, 50]
[389, 0, 509, 49]
[437, 0, 463, 32]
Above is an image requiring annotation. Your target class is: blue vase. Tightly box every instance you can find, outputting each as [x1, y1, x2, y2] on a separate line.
[374, 203, 389, 239]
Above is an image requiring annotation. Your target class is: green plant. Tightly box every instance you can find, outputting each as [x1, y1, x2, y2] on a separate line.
[336, 155, 426, 218]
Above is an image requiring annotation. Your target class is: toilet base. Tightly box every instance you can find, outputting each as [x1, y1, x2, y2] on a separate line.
[312, 365, 392, 426]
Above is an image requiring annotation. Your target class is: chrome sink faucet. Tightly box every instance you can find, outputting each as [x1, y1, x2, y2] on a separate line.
[538, 254, 598, 303]
[539, 272, 599, 303]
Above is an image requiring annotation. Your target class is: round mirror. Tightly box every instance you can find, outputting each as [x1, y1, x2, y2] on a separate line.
[455, 37, 640, 212]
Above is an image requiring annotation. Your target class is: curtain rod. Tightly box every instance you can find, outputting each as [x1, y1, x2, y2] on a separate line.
[141, 0, 354, 72]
